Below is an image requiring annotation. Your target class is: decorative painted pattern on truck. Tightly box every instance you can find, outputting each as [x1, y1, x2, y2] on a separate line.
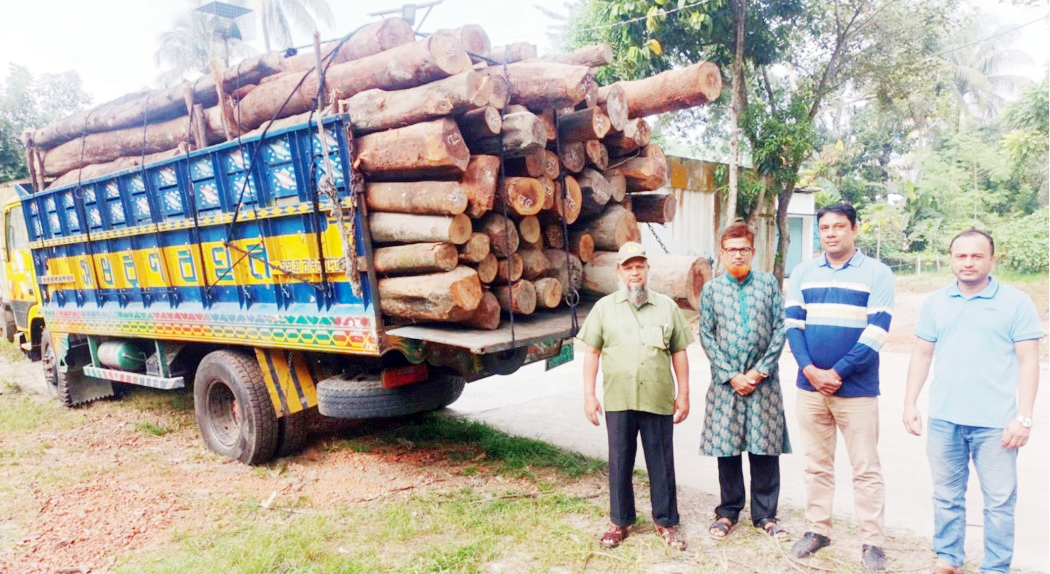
[20, 116, 382, 356]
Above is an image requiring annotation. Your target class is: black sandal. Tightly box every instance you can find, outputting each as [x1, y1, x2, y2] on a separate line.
[758, 518, 788, 540]
[708, 516, 735, 540]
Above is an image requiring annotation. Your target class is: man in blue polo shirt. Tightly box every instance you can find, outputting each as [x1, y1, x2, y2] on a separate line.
[786, 203, 895, 571]
[903, 229, 1042, 574]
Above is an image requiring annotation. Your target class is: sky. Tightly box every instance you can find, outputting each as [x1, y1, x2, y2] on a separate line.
[0, 0, 1046, 107]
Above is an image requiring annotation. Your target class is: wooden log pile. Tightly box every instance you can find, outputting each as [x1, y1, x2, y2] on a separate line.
[24, 20, 722, 328]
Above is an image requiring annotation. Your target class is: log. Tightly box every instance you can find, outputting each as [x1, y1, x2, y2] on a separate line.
[517, 215, 542, 245]
[353, 118, 470, 179]
[504, 148, 547, 177]
[533, 277, 564, 309]
[496, 254, 525, 282]
[479, 63, 594, 110]
[597, 84, 628, 131]
[584, 140, 609, 170]
[537, 109, 558, 141]
[378, 266, 483, 321]
[630, 192, 677, 224]
[373, 242, 459, 275]
[474, 253, 499, 284]
[495, 280, 537, 315]
[582, 252, 710, 311]
[518, 245, 550, 279]
[604, 118, 651, 156]
[542, 249, 583, 296]
[585, 204, 640, 250]
[461, 155, 501, 219]
[543, 224, 565, 249]
[488, 43, 537, 63]
[558, 141, 585, 173]
[567, 230, 595, 264]
[369, 213, 472, 245]
[554, 174, 583, 224]
[48, 146, 189, 189]
[538, 44, 614, 68]
[464, 110, 546, 157]
[557, 107, 611, 143]
[457, 106, 502, 141]
[460, 290, 501, 329]
[616, 143, 667, 192]
[236, 33, 472, 134]
[478, 213, 520, 257]
[283, 18, 415, 72]
[458, 232, 491, 263]
[615, 61, 723, 118]
[578, 168, 613, 217]
[538, 176, 557, 211]
[442, 24, 491, 58]
[365, 181, 468, 215]
[484, 74, 509, 108]
[605, 171, 627, 203]
[543, 150, 560, 180]
[339, 71, 488, 134]
[494, 177, 544, 216]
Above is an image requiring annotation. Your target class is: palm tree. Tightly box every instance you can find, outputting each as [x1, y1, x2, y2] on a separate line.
[945, 16, 1033, 122]
[233, 0, 336, 53]
[154, 9, 255, 87]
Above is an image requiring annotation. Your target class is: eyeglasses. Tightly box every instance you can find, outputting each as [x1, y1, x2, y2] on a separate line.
[722, 247, 754, 255]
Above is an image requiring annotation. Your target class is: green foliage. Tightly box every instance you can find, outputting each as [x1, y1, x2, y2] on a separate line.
[995, 209, 1049, 273]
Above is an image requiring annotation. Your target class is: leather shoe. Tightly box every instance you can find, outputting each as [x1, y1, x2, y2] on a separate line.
[929, 560, 963, 574]
[791, 531, 831, 558]
[862, 544, 887, 571]
[599, 524, 629, 548]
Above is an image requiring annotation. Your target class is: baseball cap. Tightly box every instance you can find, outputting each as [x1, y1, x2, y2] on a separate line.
[616, 242, 648, 265]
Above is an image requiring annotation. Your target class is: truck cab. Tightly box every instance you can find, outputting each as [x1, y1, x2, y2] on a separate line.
[0, 184, 39, 351]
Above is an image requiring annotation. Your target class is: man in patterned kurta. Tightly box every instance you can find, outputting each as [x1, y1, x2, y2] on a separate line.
[699, 223, 790, 541]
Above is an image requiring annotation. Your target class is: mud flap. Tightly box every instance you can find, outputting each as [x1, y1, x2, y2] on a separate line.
[64, 366, 116, 405]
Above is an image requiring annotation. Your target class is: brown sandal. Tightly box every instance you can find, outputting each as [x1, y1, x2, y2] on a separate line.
[600, 524, 629, 548]
[655, 524, 687, 551]
[758, 518, 788, 540]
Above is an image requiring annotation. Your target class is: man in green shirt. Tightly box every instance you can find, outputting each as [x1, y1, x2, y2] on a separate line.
[579, 242, 694, 551]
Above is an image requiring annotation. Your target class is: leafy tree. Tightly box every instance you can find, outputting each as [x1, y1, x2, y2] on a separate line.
[1000, 70, 1049, 208]
[943, 16, 1034, 124]
[0, 65, 91, 181]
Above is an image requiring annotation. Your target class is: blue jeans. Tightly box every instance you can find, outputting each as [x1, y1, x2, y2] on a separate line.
[927, 419, 1017, 573]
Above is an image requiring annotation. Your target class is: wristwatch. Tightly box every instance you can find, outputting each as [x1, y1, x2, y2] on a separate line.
[1016, 415, 1033, 429]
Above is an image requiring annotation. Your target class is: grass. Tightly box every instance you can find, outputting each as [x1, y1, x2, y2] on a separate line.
[0, 338, 24, 362]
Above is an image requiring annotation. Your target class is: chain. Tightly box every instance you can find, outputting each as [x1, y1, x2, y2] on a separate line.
[646, 223, 671, 254]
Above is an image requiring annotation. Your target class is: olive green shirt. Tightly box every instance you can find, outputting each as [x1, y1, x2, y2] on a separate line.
[578, 290, 694, 415]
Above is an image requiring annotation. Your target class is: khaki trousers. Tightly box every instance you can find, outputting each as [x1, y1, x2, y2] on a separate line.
[796, 389, 885, 545]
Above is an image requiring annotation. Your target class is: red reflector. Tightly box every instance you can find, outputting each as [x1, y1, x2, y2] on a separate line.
[381, 364, 429, 388]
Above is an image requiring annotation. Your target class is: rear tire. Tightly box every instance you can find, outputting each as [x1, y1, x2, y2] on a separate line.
[41, 327, 75, 407]
[194, 350, 278, 465]
[275, 411, 310, 457]
[317, 374, 466, 419]
[1, 307, 15, 343]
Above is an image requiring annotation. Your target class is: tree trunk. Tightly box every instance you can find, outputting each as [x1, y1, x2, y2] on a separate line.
[554, 175, 583, 224]
[339, 71, 488, 134]
[536, 44, 613, 68]
[585, 204, 640, 250]
[538, 177, 557, 211]
[558, 141, 585, 173]
[283, 18, 415, 72]
[518, 245, 550, 279]
[365, 181, 468, 215]
[479, 63, 594, 110]
[542, 250, 583, 297]
[494, 280, 537, 315]
[604, 118, 651, 156]
[584, 140, 609, 170]
[773, 183, 795, 282]
[478, 213, 520, 257]
[614, 61, 723, 118]
[578, 168, 613, 217]
[504, 148, 547, 177]
[373, 242, 459, 274]
[473, 253, 499, 284]
[597, 84, 628, 131]
[457, 106, 502, 141]
[604, 171, 627, 203]
[353, 118, 470, 179]
[630, 193, 677, 224]
[533, 277, 564, 309]
[725, 0, 747, 230]
[441, 24, 491, 58]
[494, 177, 545, 216]
[459, 290, 501, 330]
[496, 254, 525, 282]
[484, 74, 509, 108]
[582, 252, 710, 310]
[567, 230, 595, 263]
[464, 110, 547, 157]
[458, 232, 491, 263]
[542, 150, 560, 180]
[378, 266, 483, 321]
[48, 146, 189, 189]
[517, 215, 542, 245]
[615, 144, 668, 192]
[461, 155, 501, 218]
[488, 43, 537, 63]
[369, 212, 473, 245]
[557, 107, 611, 143]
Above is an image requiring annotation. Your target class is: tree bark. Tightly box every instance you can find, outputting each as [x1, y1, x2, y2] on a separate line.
[48, 146, 189, 189]
[504, 148, 547, 177]
[365, 181, 468, 215]
[584, 204, 640, 250]
[456, 106, 502, 141]
[533, 277, 563, 309]
[339, 71, 488, 134]
[464, 110, 547, 157]
[614, 61, 723, 118]
[369, 212, 473, 245]
[630, 193, 677, 224]
[373, 242, 459, 274]
[494, 280, 537, 315]
[459, 290, 501, 330]
[441, 24, 491, 59]
[378, 266, 483, 321]
[557, 107, 611, 143]
[283, 18, 415, 72]
[478, 213, 520, 257]
[582, 252, 710, 310]
[536, 44, 614, 68]
[353, 118, 470, 179]
[458, 232, 491, 263]
[615, 144, 668, 192]
[461, 155, 501, 218]
[604, 118, 651, 156]
[597, 84, 628, 131]
[584, 140, 609, 170]
[726, 0, 747, 231]
[479, 63, 594, 110]
[604, 171, 627, 203]
[518, 245, 550, 279]
[578, 168, 613, 217]
[488, 43, 537, 63]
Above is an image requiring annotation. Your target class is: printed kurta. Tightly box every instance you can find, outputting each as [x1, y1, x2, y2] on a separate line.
[699, 271, 791, 456]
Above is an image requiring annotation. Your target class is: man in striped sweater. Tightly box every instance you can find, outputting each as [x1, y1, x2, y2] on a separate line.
[785, 203, 895, 571]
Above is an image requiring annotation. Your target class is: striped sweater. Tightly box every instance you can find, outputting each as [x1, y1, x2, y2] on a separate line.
[785, 251, 894, 397]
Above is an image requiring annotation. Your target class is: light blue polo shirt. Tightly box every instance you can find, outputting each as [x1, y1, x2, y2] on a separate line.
[915, 276, 1043, 428]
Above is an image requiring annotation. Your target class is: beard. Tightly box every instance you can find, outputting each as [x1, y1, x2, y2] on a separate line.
[725, 262, 751, 280]
[618, 278, 649, 307]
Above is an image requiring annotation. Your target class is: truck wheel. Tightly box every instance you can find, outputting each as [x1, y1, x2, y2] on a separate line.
[1, 307, 15, 343]
[317, 374, 466, 419]
[275, 411, 309, 457]
[40, 327, 75, 407]
[194, 350, 279, 465]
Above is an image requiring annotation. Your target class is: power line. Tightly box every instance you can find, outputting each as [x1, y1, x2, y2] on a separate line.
[933, 13, 1049, 58]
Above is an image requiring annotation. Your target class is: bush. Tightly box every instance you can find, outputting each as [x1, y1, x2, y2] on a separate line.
[996, 209, 1049, 274]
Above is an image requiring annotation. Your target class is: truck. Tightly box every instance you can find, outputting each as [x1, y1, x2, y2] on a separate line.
[2, 115, 577, 465]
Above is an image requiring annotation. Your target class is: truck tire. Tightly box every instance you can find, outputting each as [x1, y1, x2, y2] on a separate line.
[275, 411, 309, 457]
[1, 307, 15, 343]
[317, 374, 466, 419]
[41, 327, 75, 407]
[194, 350, 279, 465]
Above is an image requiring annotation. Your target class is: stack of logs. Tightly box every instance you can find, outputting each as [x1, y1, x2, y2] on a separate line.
[23, 19, 719, 329]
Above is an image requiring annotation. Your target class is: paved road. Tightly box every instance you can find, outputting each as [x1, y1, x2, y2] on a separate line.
[448, 342, 1050, 573]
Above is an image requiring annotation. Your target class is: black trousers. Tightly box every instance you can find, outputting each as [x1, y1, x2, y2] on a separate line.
[606, 410, 679, 528]
[715, 453, 781, 525]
